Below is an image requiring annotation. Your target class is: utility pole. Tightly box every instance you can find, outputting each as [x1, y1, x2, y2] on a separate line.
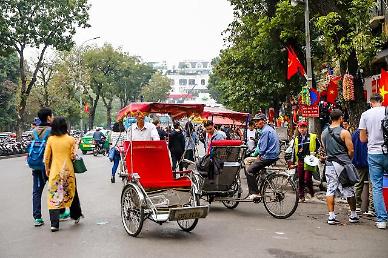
[291, 0, 316, 133]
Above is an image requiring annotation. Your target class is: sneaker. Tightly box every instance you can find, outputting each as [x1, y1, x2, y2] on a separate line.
[34, 218, 44, 227]
[111, 176, 115, 183]
[59, 210, 70, 221]
[327, 217, 340, 225]
[50, 226, 59, 232]
[299, 197, 305, 203]
[363, 211, 375, 217]
[376, 222, 387, 229]
[349, 216, 360, 223]
[246, 194, 261, 201]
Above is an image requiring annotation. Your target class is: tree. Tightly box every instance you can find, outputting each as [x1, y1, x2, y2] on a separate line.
[0, 52, 19, 130]
[0, 0, 90, 135]
[116, 62, 155, 108]
[140, 72, 172, 102]
[211, 0, 304, 113]
[212, 0, 382, 124]
[28, 51, 81, 127]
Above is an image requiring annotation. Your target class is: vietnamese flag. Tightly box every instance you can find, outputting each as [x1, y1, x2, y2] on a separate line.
[84, 103, 89, 113]
[287, 46, 306, 80]
[379, 68, 388, 106]
[327, 77, 340, 104]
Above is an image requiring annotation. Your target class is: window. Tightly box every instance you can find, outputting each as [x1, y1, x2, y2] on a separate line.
[189, 79, 196, 85]
[201, 79, 206, 85]
[170, 79, 175, 86]
[179, 79, 187, 85]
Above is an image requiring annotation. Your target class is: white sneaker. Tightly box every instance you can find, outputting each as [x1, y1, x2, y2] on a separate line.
[376, 222, 387, 229]
[246, 194, 261, 200]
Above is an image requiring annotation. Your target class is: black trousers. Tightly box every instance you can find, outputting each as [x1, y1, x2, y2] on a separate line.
[70, 187, 82, 220]
[246, 158, 277, 194]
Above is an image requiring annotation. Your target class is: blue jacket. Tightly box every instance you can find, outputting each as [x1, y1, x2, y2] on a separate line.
[351, 129, 368, 168]
[257, 124, 280, 160]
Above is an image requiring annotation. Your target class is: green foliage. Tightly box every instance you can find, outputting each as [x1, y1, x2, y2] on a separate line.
[0, 53, 19, 130]
[0, 0, 90, 54]
[83, 44, 155, 127]
[314, 0, 381, 69]
[141, 72, 172, 102]
[211, 0, 383, 113]
[211, 0, 304, 112]
[0, 0, 90, 134]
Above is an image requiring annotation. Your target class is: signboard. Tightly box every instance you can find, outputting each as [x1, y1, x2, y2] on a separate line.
[301, 105, 319, 117]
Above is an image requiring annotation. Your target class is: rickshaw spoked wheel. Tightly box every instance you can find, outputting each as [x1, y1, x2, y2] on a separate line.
[121, 184, 145, 237]
[177, 193, 200, 232]
[222, 178, 241, 209]
[262, 173, 298, 219]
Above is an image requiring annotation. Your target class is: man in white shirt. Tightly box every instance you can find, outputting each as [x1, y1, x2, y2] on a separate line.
[359, 93, 388, 229]
[127, 111, 160, 141]
[246, 121, 257, 151]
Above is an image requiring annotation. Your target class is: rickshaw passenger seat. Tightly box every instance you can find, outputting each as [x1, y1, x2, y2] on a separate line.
[123, 140, 191, 189]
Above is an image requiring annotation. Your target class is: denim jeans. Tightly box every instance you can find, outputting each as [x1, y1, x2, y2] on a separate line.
[111, 152, 120, 177]
[368, 154, 388, 222]
[32, 170, 47, 219]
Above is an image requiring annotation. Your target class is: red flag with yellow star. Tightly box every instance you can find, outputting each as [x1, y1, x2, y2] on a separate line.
[287, 46, 306, 80]
[379, 68, 388, 106]
[326, 76, 341, 104]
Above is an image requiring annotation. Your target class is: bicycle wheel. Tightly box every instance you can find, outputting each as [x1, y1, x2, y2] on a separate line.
[177, 193, 200, 232]
[92, 147, 98, 156]
[222, 178, 241, 209]
[121, 184, 144, 237]
[262, 173, 298, 219]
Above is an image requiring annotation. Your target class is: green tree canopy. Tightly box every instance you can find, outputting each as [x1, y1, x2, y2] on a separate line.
[0, 0, 90, 134]
[140, 72, 172, 102]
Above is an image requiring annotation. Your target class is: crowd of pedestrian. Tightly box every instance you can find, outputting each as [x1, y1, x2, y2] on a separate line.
[26, 95, 387, 232]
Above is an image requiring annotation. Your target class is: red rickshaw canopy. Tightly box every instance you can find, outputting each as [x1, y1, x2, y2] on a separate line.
[116, 102, 205, 121]
[202, 107, 250, 124]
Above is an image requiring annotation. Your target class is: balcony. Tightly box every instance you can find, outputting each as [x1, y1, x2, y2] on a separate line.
[370, 0, 388, 29]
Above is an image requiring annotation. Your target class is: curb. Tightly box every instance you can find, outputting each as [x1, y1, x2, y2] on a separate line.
[0, 153, 27, 160]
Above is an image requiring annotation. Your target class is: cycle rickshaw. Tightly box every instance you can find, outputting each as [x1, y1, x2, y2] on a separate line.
[116, 103, 209, 237]
[193, 108, 298, 219]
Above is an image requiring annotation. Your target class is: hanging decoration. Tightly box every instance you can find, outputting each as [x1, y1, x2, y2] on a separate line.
[300, 86, 311, 106]
[342, 74, 355, 101]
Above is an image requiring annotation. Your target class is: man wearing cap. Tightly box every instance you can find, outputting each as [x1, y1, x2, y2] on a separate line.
[127, 111, 160, 141]
[290, 121, 320, 202]
[245, 114, 280, 200]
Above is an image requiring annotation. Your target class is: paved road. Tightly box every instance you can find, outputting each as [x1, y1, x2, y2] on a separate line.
[0, 154, 387, 258]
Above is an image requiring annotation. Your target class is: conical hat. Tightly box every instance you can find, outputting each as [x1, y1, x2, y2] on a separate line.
[304, 155, 319, 167]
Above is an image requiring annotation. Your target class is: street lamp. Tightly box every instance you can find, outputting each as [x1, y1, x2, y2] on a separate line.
[77, 36, 100, 133]
[291, 0, 316, 132]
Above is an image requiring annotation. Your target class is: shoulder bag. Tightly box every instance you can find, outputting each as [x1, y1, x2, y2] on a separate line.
[73, 156, 87, 174]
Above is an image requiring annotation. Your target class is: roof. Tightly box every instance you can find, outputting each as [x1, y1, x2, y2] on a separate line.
[116, 102, 205, 121]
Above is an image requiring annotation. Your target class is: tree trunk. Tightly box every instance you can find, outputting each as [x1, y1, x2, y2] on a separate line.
[15, 45, 48, 139]
[340, 50, 366, 128]
[101, 95, 113, 128]
[88, 94, 99, 130]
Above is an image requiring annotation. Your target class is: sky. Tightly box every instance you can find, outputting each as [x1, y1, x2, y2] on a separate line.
[73, 0, 234, 65]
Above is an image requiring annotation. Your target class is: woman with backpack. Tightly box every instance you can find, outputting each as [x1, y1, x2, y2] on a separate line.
[44, 117, 78, 232]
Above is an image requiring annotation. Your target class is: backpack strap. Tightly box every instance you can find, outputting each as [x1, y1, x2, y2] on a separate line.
[328, 127, 347, 150]
[32, 129, 40, 140]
